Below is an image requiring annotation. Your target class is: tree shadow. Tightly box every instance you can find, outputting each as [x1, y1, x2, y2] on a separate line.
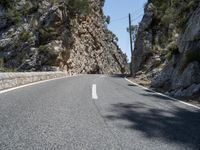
[109, 74, 127, 78]
[106, 102, 200, 149]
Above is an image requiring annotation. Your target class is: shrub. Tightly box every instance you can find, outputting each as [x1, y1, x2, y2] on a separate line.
[166, 42, 179, 60]
[68, 0, 91, 16]
[0, 58, 4, 68]
[19, 31, 31, 42]
[103, 15, 110, 25]
[100, 0, 106, 7]
[38, 45, 50, 52]
[1, 0, 21, 24]
[0, 0, 13, 7]
[6, 7, 21, 24]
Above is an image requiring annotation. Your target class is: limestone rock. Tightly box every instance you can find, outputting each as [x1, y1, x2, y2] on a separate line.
[0, 0, 129, 74]
[132, 0, 200, 99]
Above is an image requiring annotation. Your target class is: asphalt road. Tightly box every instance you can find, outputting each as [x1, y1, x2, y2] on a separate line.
[0, 75, 200, 150]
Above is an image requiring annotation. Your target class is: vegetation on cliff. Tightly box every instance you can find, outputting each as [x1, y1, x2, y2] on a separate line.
[132, 0, 200, 99]
[0, 0, 128, 73]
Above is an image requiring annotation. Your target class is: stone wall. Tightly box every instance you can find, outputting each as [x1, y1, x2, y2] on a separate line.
[0, 72, 68, 91]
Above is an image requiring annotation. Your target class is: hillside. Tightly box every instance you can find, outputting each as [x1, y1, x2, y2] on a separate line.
[0, 0, 129, 74]
[132, 0, 200, 99]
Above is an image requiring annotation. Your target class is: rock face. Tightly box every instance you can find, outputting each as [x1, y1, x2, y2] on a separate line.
[132, 0, 200, 98]
[0, 0, 128, 74]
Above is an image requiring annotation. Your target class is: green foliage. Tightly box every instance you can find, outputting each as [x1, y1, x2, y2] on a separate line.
[38, 27, 58, 45]
[38, 45, 50, 52]
[103, 15, 110, 25]
[6, 7, 21, 24]
[0, 0, 13, 7]
[0, 0, 21, 24]
[19, 31, 31, 42]
[106, 30, 119, 43]
[38, 44, 55, 54]
[68, 0, 91, 16]
[152, 0, 199, 31]
[127, 25, 138, 42]
[21, 2, 33, 16]
[166, 42, 179, 60]
[113, 35, 119, 42]
[111, 32, 119, 42]
[49, 0, 59, 5]
[0, 58, 4, 68]
[38, 45, 57, 65]
[100, 0, 106, 7]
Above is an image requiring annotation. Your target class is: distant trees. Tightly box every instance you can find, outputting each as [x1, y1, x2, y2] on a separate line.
[103, 15, 110, 25]
[127, 25, 138, 43]
[100, 0, 106, 7]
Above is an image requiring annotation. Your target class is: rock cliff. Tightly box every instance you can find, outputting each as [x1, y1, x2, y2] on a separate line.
[0, 0, 129, 74]
[132, 0, 200, 99]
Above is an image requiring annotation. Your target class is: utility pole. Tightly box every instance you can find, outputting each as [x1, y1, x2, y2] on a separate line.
[129, 13, 133, 75]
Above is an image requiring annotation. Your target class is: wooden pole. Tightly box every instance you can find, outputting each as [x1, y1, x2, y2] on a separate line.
[129, 13, 133, 75]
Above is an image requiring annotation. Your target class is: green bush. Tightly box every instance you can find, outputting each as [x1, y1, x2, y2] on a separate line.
[38, 45, 57, 65]
[19, 31, 31, 42]
[0, 58, 4, 68]
[166, 42, 179, 60]
[1, 0, 21, 24]
[38, 45, 50, 52]
[152, 0, 199, 31]
[68, 0, 91, 16]
[0, 0, 13, 7]
[100, 0, 106, 7]
[38, 44, 55, 54]
[6, 7, 21, 24]
[103, 15, 110, 25]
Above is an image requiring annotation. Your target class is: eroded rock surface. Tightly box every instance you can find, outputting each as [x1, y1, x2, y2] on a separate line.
[0, 0, 128, 74]
[132, 1, 200, 99]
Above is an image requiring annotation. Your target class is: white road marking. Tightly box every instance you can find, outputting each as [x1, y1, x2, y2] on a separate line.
[92, 84, 98, 99]
[0, 75, 78, 94]
[125, 78, 200, 110]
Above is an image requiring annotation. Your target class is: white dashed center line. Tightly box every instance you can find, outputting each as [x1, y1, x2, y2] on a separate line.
[92, 84, 98, 100]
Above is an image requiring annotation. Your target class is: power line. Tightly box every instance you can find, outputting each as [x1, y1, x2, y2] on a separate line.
[131, 14, 143, 22]
[110, 13, 143, 24]
[111, 16, 128, 22]
[131, 7, 144, 16]
[110, 7, 144, 23]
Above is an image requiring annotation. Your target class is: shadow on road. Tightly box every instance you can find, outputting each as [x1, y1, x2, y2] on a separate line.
[109, 74, 127, 78]
[141, 93, 174, 101]
[106, 102, 200, 149]
[127, 84, 137, 87]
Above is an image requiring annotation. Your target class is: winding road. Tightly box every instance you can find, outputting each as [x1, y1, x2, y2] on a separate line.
[0, 75, 200, 150]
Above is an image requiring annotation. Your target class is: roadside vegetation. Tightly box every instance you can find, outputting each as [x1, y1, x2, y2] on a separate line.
[147, 0, 199, 64]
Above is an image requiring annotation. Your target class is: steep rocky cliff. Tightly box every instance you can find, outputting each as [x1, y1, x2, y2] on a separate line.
[0, 0, 128, 74]
[132, 0, 200, 98]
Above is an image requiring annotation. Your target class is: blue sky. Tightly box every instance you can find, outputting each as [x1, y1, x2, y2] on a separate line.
[103, 0, 147, 62]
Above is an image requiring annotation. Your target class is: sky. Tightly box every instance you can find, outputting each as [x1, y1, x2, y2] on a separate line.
[103, 0, 147, 62]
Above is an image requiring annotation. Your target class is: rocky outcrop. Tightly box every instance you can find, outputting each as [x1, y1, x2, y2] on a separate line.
[132, 0, 200, 99]
[0, 0, 128, 74]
